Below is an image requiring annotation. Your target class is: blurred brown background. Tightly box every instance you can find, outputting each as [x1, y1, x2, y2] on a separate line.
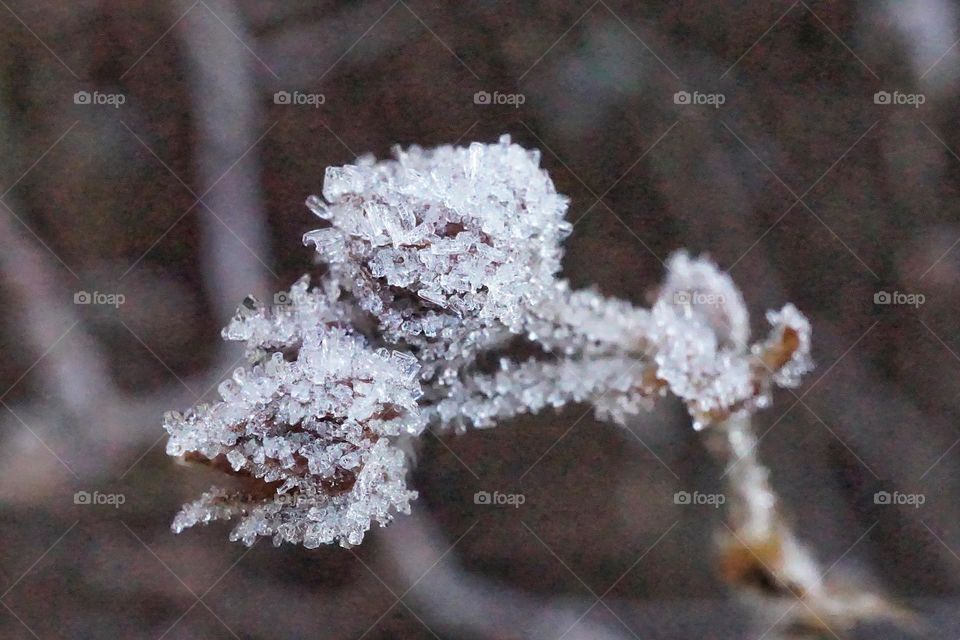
[1, 1, 959, 638]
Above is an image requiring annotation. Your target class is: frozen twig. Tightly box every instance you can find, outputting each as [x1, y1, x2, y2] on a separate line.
[161, 134, 908, 638]
[712, 412, 917, 637]
[165, 136, 813, 542]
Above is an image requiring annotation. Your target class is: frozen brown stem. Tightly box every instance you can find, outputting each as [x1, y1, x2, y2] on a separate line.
[711, 412, 917, 637]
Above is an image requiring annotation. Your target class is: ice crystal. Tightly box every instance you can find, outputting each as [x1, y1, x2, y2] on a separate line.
[165, 310, 425, 548]
[428, 355, 659, 429]
[165, 135, 815, 547]
[221, 275, 355, 361]
[304, 134, 574, 378]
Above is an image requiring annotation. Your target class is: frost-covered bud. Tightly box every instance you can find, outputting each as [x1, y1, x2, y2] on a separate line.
[649, 253, 755, 428]
[303, 134, 571, 373]
[648, 254, 814, 429]
[164, 326, 425, 548]
[649, 298, 755, 429]
[657, 252, 749, 349]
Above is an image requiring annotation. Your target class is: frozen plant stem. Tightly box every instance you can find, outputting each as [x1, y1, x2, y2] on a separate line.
[162, 134, 895, 636]
[712, 413, 913, 637]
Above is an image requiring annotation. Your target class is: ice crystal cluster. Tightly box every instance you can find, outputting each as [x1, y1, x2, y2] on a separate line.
[302, 136, 574, 378]
[165, 283, 424, 548]
[165, 134, 814, 547]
